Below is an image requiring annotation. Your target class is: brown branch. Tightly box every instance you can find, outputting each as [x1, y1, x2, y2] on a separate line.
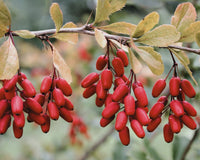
[79, 127, 115, 160]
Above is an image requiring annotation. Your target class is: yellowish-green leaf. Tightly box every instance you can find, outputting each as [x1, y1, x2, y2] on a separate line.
[0, 0, 11, 27]
[171, 2, 196, 33]
[0, 24, 7, 37]
[137, 24, 180, 47]
[0, 37, 19, 79]
[53, 46, 72, 84]
[133, 12, 159, 38]
[50, 3, 63, 32]
[94, 28, 107, 48]
[99, 22, 136, 35]
[13, 30, 35, 39]
[170, 48, 197, 85]
[52, 22, 78, 44]
[94, 0, 127, 24]
[195, 32, 200, 47]
[128, 48, 142, 73]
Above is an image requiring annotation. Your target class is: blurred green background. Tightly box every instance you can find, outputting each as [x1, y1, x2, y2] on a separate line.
[0, 0, 200, 160]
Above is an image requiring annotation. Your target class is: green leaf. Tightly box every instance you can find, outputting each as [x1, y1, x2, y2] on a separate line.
[0, 37, 19, 80]
[179, 21, 200, 42]
[52, 22, 78, 44]
[94, 0, 127, 24]
[99, 22, 136, 35]
[170, 48, 197, 85]
[171, 2, 196, 33]
[195, 32, 200, 47]
[13, 30, 35, 39]
[50, 3, 63, 32]
[137, 24, 180, 47]
[133, 11, 159, 38]
[53, 46, 72, 84]
[128, 48, 142, 73]
[94, 28, 107, 48]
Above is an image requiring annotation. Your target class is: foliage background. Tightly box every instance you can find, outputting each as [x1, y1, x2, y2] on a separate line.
[0, 0, 200, 160]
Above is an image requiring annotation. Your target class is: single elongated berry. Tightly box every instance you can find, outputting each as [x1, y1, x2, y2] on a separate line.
[96, 55, 108, 70]
[134, 86, 148, 107]
[152, 79, 166, 97]
[170, 100, 184, 117]
[0, 100, 9, 118]
[40, 76, 52, 94]
[136, 108, 150, 126]
[130, 119, 145, 138]
[96, 80, 107, 100]
[112, 57, 124, 77]
[169, 77, 181, 97]
[13, 113, 25, 128]
[4, 75, 18, 91]
[169, 115, 181, 133]
[18, 72, 27, 84]
[13, 122, 23, 139]
[53, 88, 65, 107]
[149, 102, 165, 119]
[59, 107, 73, 122]
[56, 78, 72, 96]
[182, 101, 197, 117]
[119, 126, 130, 146]
[34, 93, 45, 106]
[0, 114, 11, 134]
[181, 79, 196, 98]
[21, 79, 36, 97]
[112, 84, 129, 102]
[83, 85, 96, 98]
[181, 115, 196, 130]
[28, 112, 46, 125]
[11, 96, 23, 115]
[48, 102, 59, 120]
[101, 69, 113, 90]
[147, 117, 161, 132]
[163, 124, 174, 143]
[41, 114, 50, 133]
[81, 72, 99, 88]
[116, 49, 129, 67]
[25, 98, 43, 114]
[124, 94, 135, 116]
[115, 111, 127, 131]
[178, 89, 185, 101]
[64, 98, 74, 110]
[102, 102, 120, 119]
[95, 97, 105, 107]
[4, 88, 16, 100]
[114, 77, 125, 87]
[100, 116, 115, 127]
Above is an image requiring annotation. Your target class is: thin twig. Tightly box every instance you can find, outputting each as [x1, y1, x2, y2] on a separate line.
[79, 127, 115, 160]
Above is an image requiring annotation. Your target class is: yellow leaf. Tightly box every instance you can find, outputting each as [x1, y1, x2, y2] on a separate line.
[195, 32, 200, 47]
[137, 24, 180, 47]
[128, 48, 142, 73]
[170, 48, 197, 85]
[133, 12, 159, 38]
[53, 46, 72, 84]
[99, 22, 136, 35]
[179, 21, 200, 42]
[0, 24, 7, 37]
[50, 3, 63, 32]
[94, 0, 127, 24]
[52, 22, 78, 44]
[171, 2, 196, 33]
[13, 30, 35, 39]
[0, 37, 19, 80]
[94, 28, 107, 48]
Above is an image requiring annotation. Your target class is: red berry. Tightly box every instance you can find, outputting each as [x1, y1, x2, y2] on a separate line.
[0, 114, 11, 134]
[132, 81, 143, 90]
[100, 116, 115, 127]
[168, 115, 181, 133]
[59, 107, 73, 122]
[130, 119, 145, 138]
[83, 84, 96, 98]
[53, 88, 65, 107]
[17, 72, 27, 84]
[40, 76, 52, 94]
[13, 113, 25, 128]
[34, 93, 45, 106]
[163, 124, 174, 143]
[41, 114, 50, 133]
[101, 69, 113, 90]
[0, 100, 9, 118]
[112, 84, 129, 102]
[25, 98, 43, 114]
[134, 86, 148, 107]
[63, 98, 74, 110]
[119, 126, 130, 146]
[170, 100, 184, 117]
[152, 79, 166, 97]
[11, 96, 23, 115]
[13, 122, 23, 139]
[81, 72, 99, 88]
[181, 79, 196, 98]
[56, 78, 72, 96]
[96, 80, 107, 100]
[157, 96, 168, 105]
[47, 102, 59, 120]
[96, 55, 108, 70]
[147, 117, 161, 132]
[169, 77, 181, 97]
[116, 49, 129, 67]
[102, 102, 120, 119]
[104, 94, 113, 107]
[112, 57, 124, 77]
[4, 88, 16, 100]
[28, 112, 46, 125]
[4, 75, 18, 91]
[114, 77, 125, 87]
[95, 97, 105, 107]
[136, 108, 150, 126]
[0, 88, 5, 100]
[115, 111, 127, 131]
[124, 94, 135, 116]
[181, 115, 196, 130]
[182, 101, 197, 117]
[21, 79, 36, 97]
[149, 102, 164, 119]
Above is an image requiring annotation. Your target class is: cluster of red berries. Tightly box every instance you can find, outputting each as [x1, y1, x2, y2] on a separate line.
[0, 71, 74, 138]
[69, 112, 89, 145]
[81, 48, 150, 145]
[149, 74, 197, 142]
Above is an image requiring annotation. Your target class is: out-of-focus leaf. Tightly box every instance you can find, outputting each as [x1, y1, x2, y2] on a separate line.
[50, 3, 63, 32]
[52, 22, 78, 44]
[179, 21, 200, 42]
[137, 25, 180, 47]
[133, 11, 159, 38]
[170, 48, 197, 85]
[128, 48, 142, 73]
[13, 30, 35, 39]
[0, 37, 19, 80]
[134, 151, 148, 160]
[53, 46, 72, 84]
[172, 136, 189, 160]
[0, 24, 7, 37]
[195, 32, 200, 47]
[94, 28, 107, 48]
[99, 22, 136, 35]
[94, 0, 127, 24]
[171, 2, 196, 33]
